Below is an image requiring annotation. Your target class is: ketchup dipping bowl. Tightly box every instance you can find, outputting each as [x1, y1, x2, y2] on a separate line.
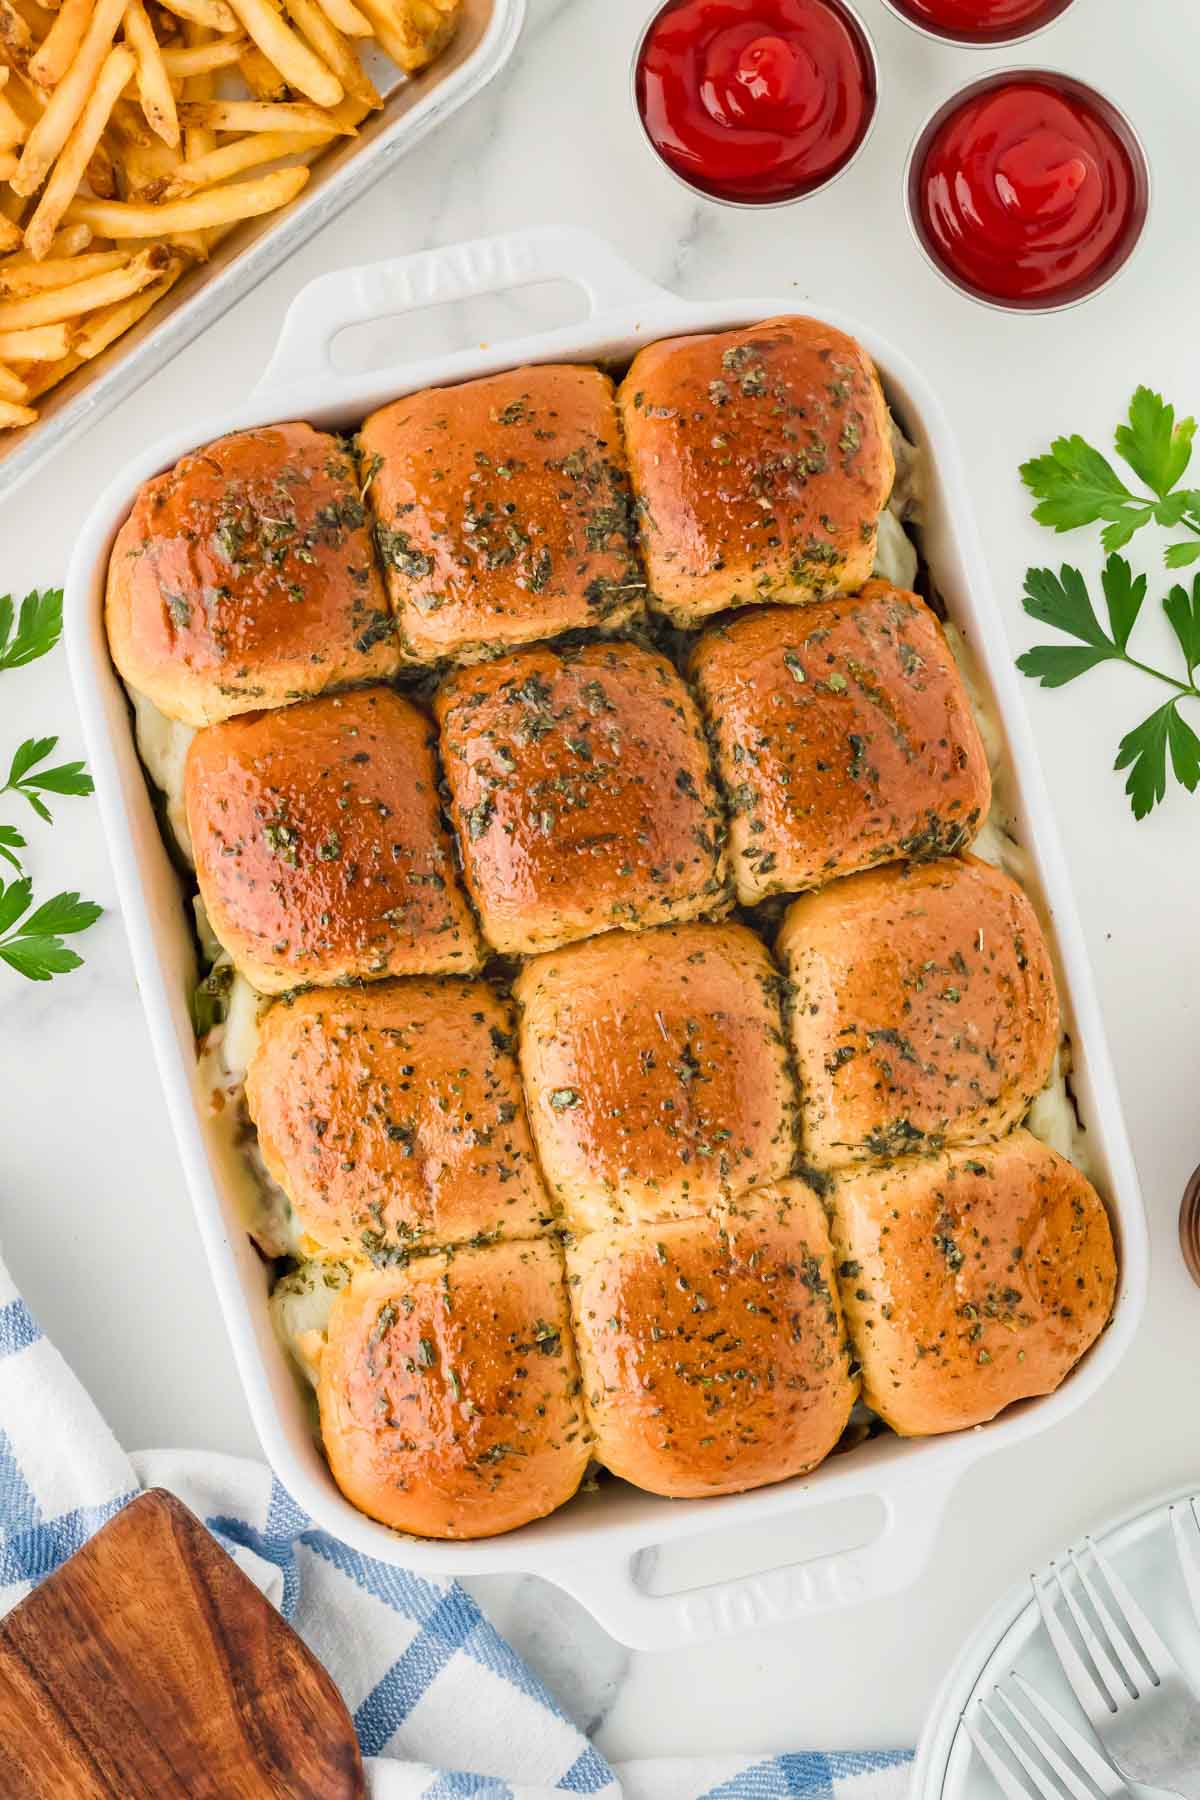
[880, 0, 1075, 47]
[632, 0, 878, 207]
[905, 70, 1150, 312]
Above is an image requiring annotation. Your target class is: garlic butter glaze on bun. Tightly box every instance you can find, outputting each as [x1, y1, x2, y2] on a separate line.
[567, 1185, 857, 1498]
[514, 921, 799, 1234]
[777, 857, 1058, 1166]
[691, 583, 990, 903]
[186, 687, 481, 994]
[618, 317, 894, 627]
[106, 424, 399, 727]
[360, 364, 644, 664]
[435, 639, 730, 955]
[318, 1238, 590, 1539]
[830, 1132, 1116, 1435]
[247, 979, 553, 1261]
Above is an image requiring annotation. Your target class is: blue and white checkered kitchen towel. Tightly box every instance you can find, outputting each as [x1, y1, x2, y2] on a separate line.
[0, 1256, 911, 1798]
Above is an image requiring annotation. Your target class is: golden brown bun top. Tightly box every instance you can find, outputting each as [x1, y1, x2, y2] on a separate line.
[690, 584, 991, 901]
[185, 687, 480, 994]
[619, 318, 893, 621]
[434, 639, 729, 955]
[360, 364, 644, 663]
[566, 1185, 857, 1499]
[514, 921, 799, 1232]
[318, 1239, 590, 1539]
[246, 979, 553, 1261]
[106, 424, 398, 726]
[830, 1131, 1116, 1435]
[777, 856, 1059, 1165]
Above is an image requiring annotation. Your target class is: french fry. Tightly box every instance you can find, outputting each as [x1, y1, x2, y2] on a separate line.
[162, 124, 329, 190]
[0, 357, 26, 399]
[23, 43, 134, 257]
[0, 221, 90, 263]
[313, 0, 372, 36]
[85, 134, 117, 197]
[226, 0, 343, 107]
[160, 35, 248, 75]
[18, 349, 81, 397]
[0, 395, 36, 425]
[0, 212, 19, 252]
[0, 0, 34, 71]
[178, 97, 354, 134]
[27, 0, 87, 86]
[285, 0, 380, 111]
[11, 0, 55, 37]
[68, 161, 309, 236]
[181, 19, 216, 161]
[0, 320, 69, 358]
[124, 0, 179, 147]
[154, 0, 238, 31]
[164, 124, 328, 192]
[11, 0, 127, 196]
[0, 243, 164, 327]
[0, 150, 16, 179]
[0, 247, 129, 295]
[237, 43, 287, 100]
[0, 71, 28, 152]
[74, 256, 181, 357]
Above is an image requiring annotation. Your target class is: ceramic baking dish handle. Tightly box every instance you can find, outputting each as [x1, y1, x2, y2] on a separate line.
[549, 1465, 961, 1651]
[256, 226, 677, 393]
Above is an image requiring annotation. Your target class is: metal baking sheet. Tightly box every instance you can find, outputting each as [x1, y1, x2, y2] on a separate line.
[0, 0, 523, 503]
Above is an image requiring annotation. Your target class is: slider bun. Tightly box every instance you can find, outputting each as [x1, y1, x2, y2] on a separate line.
[619, 317, 893, 627]
[186, 686, 481, 994]
[691, 584, 991, 903]
[567, 1186, 857, 1498]
[830, 1131, 1116, 1435]
[318, 1239, 590, 1539]
[360, 364, 644, 664]
[434, 639, 730, 955]
[246, 980, 553, 1261]
[514, 922, 799, 1233]
[106, 424, 398, 727]
[777, 857, 1058, 1165]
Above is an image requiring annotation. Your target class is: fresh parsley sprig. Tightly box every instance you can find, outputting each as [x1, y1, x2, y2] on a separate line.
[2, 735, 94, 822]
[0, 877, 102, 981]
[1021, 388, 1200, 567]
[1017, 554, 1200, 818]
[0, 585, 101, 980]
[0, 588, 64, 670]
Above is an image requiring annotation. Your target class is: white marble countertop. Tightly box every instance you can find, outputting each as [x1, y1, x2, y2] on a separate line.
[2, 0, 1199, 1764]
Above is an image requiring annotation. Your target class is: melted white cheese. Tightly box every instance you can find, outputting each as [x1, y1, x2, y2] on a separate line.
[887, 419, 925, 524]
[128, 687, 195, 866]
[270, 1259, 351, 1388]
[873, 509, 919, 591]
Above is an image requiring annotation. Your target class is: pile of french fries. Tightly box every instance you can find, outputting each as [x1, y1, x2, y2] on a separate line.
[0, 0, 461, 431]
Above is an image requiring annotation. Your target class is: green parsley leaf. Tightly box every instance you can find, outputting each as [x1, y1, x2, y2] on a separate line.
[1020, 436, 1137, 532]
[1021, 564, 1115, 649]
[0, 589, 63, 671]
[0, 823, 25, 873]
[1114, 387, 1196, 498]
[1164, 540, 1200, 569]
[1114, 703, 1174, 819]
[1168, 705, 1200, 794]
[3, 735, 93, 822]
[1101, 554, 1146, 650]
[1163, 576, 1200, 676]
[1014, 644, 1115, 689]
[0, 875, 101, 982]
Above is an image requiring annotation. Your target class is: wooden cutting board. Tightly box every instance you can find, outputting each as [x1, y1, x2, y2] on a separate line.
[0, 1488, 366, 1798]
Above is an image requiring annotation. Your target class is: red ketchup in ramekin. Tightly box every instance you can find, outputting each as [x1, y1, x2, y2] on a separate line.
[884, 0, 1073, 45]
[634, 0, 877, 205]
[908, 73, 1149, 309]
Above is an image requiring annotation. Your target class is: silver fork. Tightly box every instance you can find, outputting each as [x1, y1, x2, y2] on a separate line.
[964, 1674, 1131, 1798]
[1036, 1536, 1200, 1799]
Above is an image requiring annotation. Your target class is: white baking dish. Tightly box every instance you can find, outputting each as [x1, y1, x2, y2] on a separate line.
[65, 226, 1149, 1652]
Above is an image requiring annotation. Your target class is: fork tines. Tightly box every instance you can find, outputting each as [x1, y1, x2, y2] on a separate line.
[965, 1674, 1130, 1798]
